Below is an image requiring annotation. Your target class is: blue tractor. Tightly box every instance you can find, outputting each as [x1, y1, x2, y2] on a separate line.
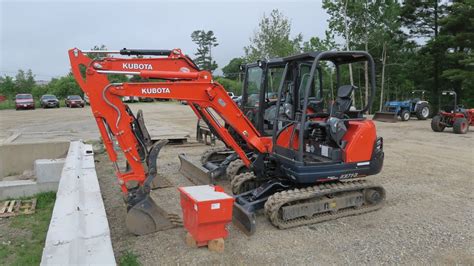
[373, 90, 431, 122]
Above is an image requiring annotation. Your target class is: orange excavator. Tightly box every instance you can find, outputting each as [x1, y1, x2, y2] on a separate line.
[68, 48, 385, 236]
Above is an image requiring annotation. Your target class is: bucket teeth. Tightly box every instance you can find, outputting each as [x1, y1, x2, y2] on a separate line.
[167, 214, 183, 226]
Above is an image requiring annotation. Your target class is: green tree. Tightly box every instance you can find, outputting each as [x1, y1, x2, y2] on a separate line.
[323, 0, 409, 111]
[46, 74, 82, 99]
[215, 77, 243, 95]
[0, 75, 16, 98]
[244, 9, 303, 61]
[437, 0, 474, 107]
[222, 57, 245, 80]
[191, 30, 219, 72]
[400, 0, 447, 109]
[14, 69, 36, 94]
[302, 31, 335, 52]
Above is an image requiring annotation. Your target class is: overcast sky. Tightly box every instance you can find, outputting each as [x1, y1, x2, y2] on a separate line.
[0, 0, 329, 80]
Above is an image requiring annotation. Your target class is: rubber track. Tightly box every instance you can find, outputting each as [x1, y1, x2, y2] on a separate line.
[200, 147, 229, 164]
[231, 172, 257, 195]
[264, 179, 385, 229]
[226, 159, 247, 181]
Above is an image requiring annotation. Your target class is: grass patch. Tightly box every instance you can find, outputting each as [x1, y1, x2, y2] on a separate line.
[118, 251, 141, 266]
[0, 192, 56, 265]
[0, 99, 15, 110]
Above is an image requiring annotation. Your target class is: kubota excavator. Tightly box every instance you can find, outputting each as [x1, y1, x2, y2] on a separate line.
[68, 47, 385, 236]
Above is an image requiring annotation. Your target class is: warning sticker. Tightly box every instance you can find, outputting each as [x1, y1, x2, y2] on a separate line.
[211, 203, 220, 210]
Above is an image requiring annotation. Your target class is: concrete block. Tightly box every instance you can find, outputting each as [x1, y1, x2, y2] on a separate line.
[0, 141, 69, 178]
[35, 159, 65, 183]
[0, 180, 58, 200]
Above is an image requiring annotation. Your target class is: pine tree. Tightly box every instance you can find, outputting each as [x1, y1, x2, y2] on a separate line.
[191, 30, 219, 72]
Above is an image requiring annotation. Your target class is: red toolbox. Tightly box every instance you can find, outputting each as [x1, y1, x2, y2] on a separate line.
[178, 185, 234, 246]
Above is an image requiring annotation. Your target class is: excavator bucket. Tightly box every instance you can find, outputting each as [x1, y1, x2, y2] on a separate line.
[125, 140, 182, 235]
[126, 194, 181, 235]
[178, 153, 214, 185]
[232, 203, 257, 236]
[373, 111, 398, 123]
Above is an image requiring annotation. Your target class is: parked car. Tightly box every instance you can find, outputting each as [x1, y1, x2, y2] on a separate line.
[15, 94, 35, 110]
[65, 95, 85, 108]
[40, 94, 60, 108]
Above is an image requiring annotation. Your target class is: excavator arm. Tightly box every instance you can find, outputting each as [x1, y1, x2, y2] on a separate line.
[68, 48, 271, 235]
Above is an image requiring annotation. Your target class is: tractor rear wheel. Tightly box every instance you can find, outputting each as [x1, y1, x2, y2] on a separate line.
[401, 110, 410, 121]
[416, 103, 431, 120]
[431, 115, 445, 132]
[453, 118, 469, 134]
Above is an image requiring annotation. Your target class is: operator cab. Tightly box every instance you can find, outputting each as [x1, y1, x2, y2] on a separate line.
[266, 51, 381, 183]
[241, 58, 286, 136]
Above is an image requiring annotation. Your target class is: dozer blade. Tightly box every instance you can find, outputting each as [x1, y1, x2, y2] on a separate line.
[178, 153, 213, 185]
[126, 194, 181, 236]
[373, 111, 398, 123]
[232, 202, 256, 236]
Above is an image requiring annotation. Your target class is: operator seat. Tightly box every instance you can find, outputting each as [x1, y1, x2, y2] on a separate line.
[330, 85, 356, 118]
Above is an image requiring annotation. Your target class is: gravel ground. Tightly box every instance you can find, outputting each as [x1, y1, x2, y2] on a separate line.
[1, 102, 472, 264]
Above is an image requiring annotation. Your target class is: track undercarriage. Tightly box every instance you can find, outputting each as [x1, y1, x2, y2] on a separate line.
[233, 176, 385, 234]
[265, 180, 385, 229]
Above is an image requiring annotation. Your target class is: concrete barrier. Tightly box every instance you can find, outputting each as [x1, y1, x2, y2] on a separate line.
[41, 141, 115, 265]
[0, 141, 69, 178]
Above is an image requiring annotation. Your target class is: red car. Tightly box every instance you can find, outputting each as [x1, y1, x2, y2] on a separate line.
[65, 95, 85, 108]
[15, 94, 35, 110]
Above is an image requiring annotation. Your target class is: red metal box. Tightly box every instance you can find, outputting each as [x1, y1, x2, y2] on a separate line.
[178, 185, 234, 245]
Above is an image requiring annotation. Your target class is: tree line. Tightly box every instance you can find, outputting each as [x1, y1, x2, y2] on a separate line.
[1, 1, 472, 112]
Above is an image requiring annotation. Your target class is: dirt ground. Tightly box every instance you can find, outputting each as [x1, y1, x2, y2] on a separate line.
[1, 102, 473, 264]
[0, 102, 195, 144]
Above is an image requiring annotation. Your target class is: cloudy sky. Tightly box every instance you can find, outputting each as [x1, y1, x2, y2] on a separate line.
[0, 0, 329, 80]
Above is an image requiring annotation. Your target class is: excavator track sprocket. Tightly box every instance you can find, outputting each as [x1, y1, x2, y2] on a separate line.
[264, 179, 385, 229]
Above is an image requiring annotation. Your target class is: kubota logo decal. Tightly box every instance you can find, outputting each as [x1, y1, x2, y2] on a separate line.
[123, 63, 153, 70]
[142, 88, 171, 94]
